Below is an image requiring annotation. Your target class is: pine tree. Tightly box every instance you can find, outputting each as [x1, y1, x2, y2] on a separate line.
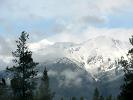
[39, 67, 54, 100]
[99, 95, 104, 100]
[71, 96, 76, 100]
[106, 95, 112, 100]
[93, 87, 100, 100]
[9, 31, 38, 100]
[118, 36, 133, 100]
[61, 97, 64, 100]
[0, 82, 4, 99]
[0, 78, 11, 100]
[80, 96, 84, 100]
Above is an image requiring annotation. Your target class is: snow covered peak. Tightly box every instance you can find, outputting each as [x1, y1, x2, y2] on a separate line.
[0, 36, 131, 77]
[31, 36, 130, 70]
[65, 36, 130, 75]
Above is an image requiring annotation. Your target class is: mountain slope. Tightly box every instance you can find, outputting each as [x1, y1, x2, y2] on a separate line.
[32, 36, 130, 76]
[65, 36, 130, 77]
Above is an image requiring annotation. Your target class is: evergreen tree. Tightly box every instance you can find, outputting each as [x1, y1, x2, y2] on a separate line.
[93, 87, 100, 100]
[9, 31, 38, 100]
[106, 95, 112, 100]
[39, 67, 54, 100]
[71, 96, 76, 100]
[0, 81, 4, 99]
[99, 95, 104, 100]
[118, 36, 133, 100]
[61, 97, 64, 100]
[80, 96, 84, 100]
[0, 78, 10, 100]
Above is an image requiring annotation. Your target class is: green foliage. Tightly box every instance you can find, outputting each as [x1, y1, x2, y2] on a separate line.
[99, 95, 104, 100]
[106, 95, 112, 100]
[93, 87, 100, 100]
[80, 96, 84, 100]
[92, 87, 106, 100]
[118, 36, 133, 100]
[38, 67, 54, 100]
[9, 31, 38, 99]
[72, 96, 76, 100]
[0, 82, 11, 100]
[61, 97, 64, 100]
[0, 85, 4, 97]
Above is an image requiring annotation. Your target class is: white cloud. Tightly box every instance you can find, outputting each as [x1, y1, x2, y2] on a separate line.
[47, 27, 133, 43]
[97, 0, 133, 14]
[48, 70, 58, 76]
[0, 0, 132, 41]
[0, 36, 15, 56]
[29, 39, 54, 51]
[81, 27, 133, 42]
[59, 69, 82, 87]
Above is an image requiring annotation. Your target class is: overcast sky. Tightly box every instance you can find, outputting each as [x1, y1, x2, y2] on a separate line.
[0, 0, 133, 42]
[0, 0, 133, 63]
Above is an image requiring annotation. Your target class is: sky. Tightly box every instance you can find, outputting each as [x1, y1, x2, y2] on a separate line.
[0, 0, 133, 66]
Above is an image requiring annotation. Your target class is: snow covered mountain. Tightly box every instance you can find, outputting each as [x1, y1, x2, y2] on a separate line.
[33, 36, 130, 99]
[31, 36, 130, 77]
[65, 36, 130, 77]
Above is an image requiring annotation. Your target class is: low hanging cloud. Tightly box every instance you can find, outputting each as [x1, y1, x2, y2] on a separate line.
[0, 36, 16, 68]
[0, 36, 15, 56]
[59, 69, 83, 87]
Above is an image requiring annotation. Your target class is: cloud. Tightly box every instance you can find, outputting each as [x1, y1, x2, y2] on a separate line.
[29, 39, 54, 51]
[0, 56, 13, 66]
[0, 36, 15, 56]
[59, 69, 82, 87]
[79, 15, 106, 25]
[47, 27, 133, 43]
[0, 0, 132, 19]
[0, 36, 15, 68]
[0, 0, 132, 40]
[94, 0, 133, 14]
[48, 70, 58, 76]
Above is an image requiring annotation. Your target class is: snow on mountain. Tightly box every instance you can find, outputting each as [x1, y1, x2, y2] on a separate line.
[30, 36, 131, 80]
[0, 36, 131, 79]
[35, 38, 127, 99]
[65, 36, 130, 75]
